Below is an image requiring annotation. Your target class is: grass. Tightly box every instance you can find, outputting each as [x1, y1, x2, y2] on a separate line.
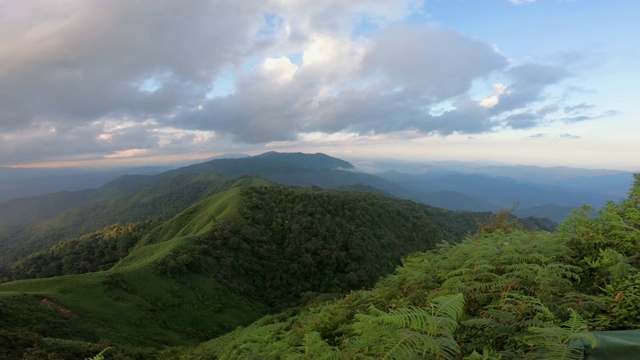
[143, 187, 244, 244]
[0, 188, 267, 348]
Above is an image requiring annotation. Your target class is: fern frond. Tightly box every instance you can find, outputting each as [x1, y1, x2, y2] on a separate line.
[498, 253, 546, 266]
[432, 293, 465, 321]
[85, 347, 111, 360]
[285, 331, 340, 360]
[524, 309, 596, 360]
[346, 294, 464, 360]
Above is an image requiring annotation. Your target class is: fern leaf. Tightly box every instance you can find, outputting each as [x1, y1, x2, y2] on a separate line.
[432, 293, 465, 322]
[524, 309, 596, 360]
[85, 347, 111, 360]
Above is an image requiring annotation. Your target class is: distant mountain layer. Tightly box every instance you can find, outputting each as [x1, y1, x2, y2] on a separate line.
[514, 204, 580, 224]
[178, 151, 354, 175]
[0, 152, 405, 228]
[379, 171, 620, 213]
[1, 151, 632, 247]
[0, 166, 174, 202]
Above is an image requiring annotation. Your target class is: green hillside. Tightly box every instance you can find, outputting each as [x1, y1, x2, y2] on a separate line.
[0, 173, 269, 267]
[181, 174, 640, 360]
[0, 152, 559, 270]
[0, 185, 491, 359]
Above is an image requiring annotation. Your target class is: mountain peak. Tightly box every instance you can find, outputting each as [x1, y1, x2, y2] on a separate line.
[251, 151, 354, 170]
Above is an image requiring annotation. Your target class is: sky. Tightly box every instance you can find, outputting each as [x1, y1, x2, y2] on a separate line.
[1, 0, 639, 170]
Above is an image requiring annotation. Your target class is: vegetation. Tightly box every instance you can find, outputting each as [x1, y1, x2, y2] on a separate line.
[8, 221, 159, 280]
[0, 173, 269, 267]
[176, 174, 640, 359]
[0, 166, 635, 359]
[0, 185, 490, 358]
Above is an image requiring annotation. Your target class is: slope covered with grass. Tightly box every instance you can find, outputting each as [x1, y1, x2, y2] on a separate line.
[0, 173, 270, 267]
[0, 184, 492, 359]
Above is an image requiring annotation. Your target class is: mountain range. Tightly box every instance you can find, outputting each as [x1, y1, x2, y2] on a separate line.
[0, 151, 632, 358]
[0, 152, 632, 229]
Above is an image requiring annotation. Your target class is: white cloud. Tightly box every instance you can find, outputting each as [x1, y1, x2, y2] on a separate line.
[104, 149, 150, 159]
[262, 56, 299, 83]
[479, 83, 510, 109]
[0, 0, 600, 166]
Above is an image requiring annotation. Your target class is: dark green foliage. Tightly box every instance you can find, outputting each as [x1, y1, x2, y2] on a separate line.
[0, 184, 487, 358]
[179, 174, 640, 359]
[9, 221, 158, 281]
[1, 170, 637, 359]
[191, 230, 583, 358]
[523, 309, 596, 360]
[345, 294, 465, 359]
[165, 186, 484, 309]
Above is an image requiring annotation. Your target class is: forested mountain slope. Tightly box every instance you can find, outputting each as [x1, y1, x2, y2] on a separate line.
[0, 185, 495, 358]
[174, 151, 414, 197]
[0, 152, 425, 267]
[181, 174, 640, 360]
[0, 151, 576, 268]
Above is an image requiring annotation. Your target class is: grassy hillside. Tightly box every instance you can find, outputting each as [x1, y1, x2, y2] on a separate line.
[0, 173, 269, 267]
[183, 174, 640, 360]
[0, 185, 493, 359]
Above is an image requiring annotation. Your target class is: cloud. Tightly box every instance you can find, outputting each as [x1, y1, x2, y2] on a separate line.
[530, 133, 547, 138]
[166, 24, 507, 143]
[559, 133, 581, 139]
[564, 103, 594, 113]
[479, 84, 510, 109]
[362, 27, 507, 100]
[104, 149, 151, 159]
[505, 112, 540, 129]
[562, 115, 592, 123]
[491, 64, 571, 113]
[560, 109, 619, 124]
[0, 1, 587, 165]
[536, 104, 559, 115]
[508, 0, 535, 4]
[1, 1, 268, 133]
